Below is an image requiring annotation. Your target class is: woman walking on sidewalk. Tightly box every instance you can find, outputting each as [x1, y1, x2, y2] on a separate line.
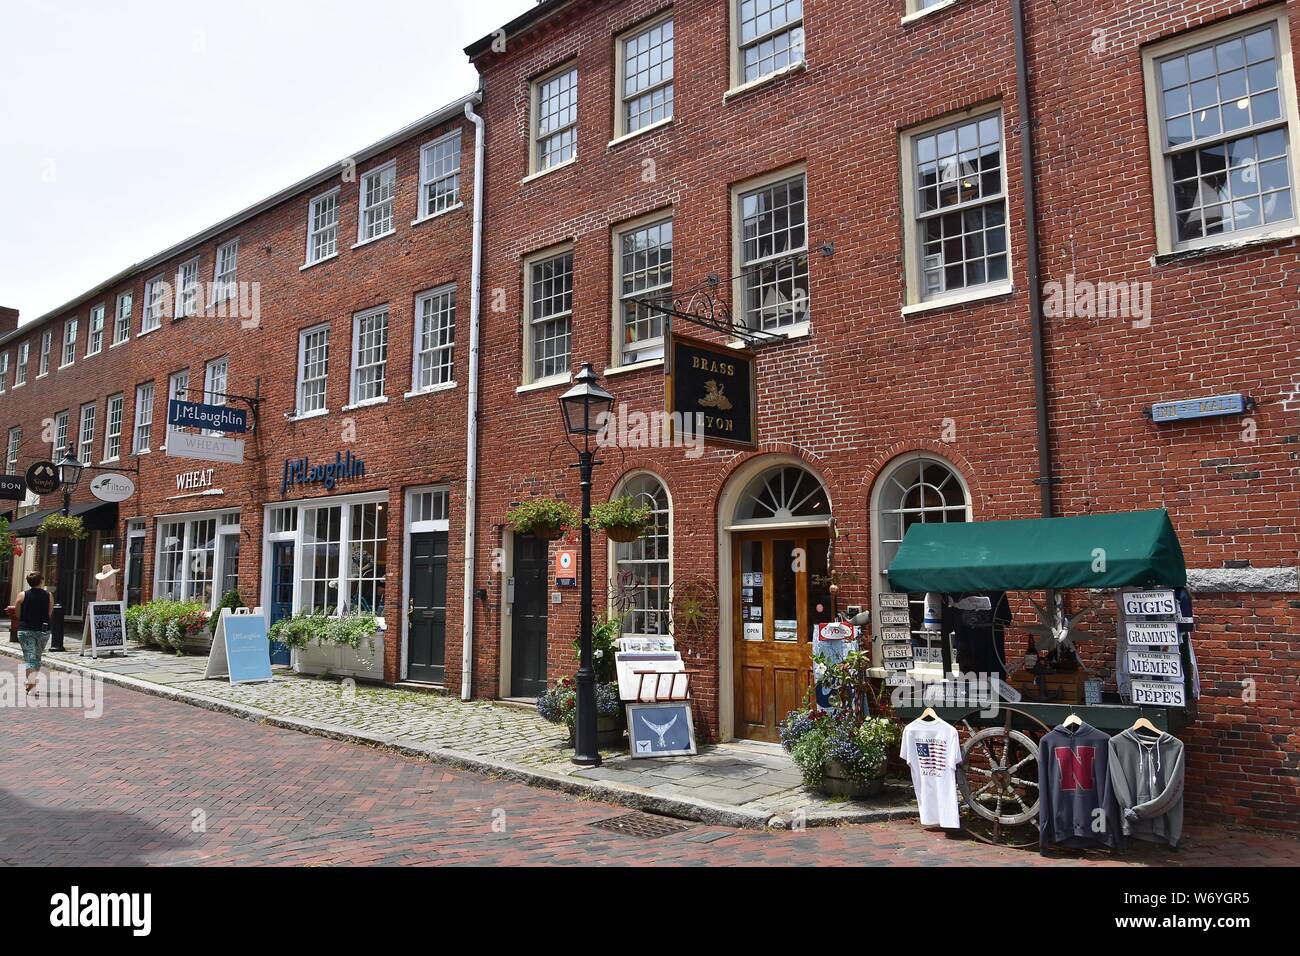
[15, 572, 53, 696]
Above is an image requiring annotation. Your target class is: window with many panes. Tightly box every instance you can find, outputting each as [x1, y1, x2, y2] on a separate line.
[142, 276, 167, 332]
[616, 217, 672, 365]
[53, 410, 69, 458]
[154, 515, 225, 608]
[612, 474, 672, 638]
[176, 258, 200, 318]
[350, 306, 389, 404]
[904, 111, 1009, 303]
[105, 394, 124, 461]
[213, 239, 239, 303]
[78, 402, 96, 463]
[419, 131, 461, 218]
[0, 353, 7, 392]
[297, 324, 329, 414]
[735, 0, 804, 86]
[307, 188, 340, 264]
[413, 286, 456, 391]
[60, 318, 77, 368]
[156, 521, 186, 600]
[299, 504, 342, 614]
[86, 305, 105, 356]
[526, 250, 573, 383]
[1148, 14, 1297, 251]
[533, 65, 578, 173]
[133, 382, 154, 453]
[5, 427, 19, 475]
[618, 16, 674, 137]
[203, 357, 228, 435]
[358, 163, 396, 242]
[737, 172, 809, 331]
[347, 501, 387, 614]
[14, 342, 27, 387]
[38, 329, 51, 376]
[113, 292, 133, 345]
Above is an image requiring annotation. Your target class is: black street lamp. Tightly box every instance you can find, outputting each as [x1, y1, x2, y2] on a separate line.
[57, 451, 86, 517]
[559, 363, 615, 767]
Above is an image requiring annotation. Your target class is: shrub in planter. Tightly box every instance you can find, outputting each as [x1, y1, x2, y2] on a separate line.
[570, 615, 621, 684]
[38, 514, 87, 540]
[269, 611, 380, 654]
[504, 498, 579, 541]
[588, 497, 651, 543]
[208, 589, 246, 634]
[537, 678, 624, 747]
[780, 710, 900, 796]
[130, 599, 207, 654]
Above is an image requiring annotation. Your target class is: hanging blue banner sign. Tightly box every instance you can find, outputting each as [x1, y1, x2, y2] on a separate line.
[168, 399, 249, 433]
[1150, 393, 1248, 424]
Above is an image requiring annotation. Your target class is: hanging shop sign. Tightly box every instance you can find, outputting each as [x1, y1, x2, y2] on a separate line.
[554, 549, 577, 587]
[1149, 393, 1249, 424]
[1120, 589, 1177, 617]
[80, 602, 127, 659]
[25, 460, 60, 495]
[0, 475, 26, 501]
[167, 399, 249, 434]
[665, 331, 757, 448]
[1127, 649, 1183, 680]
[89, 472, 135, 503]
[1125, 620, 1181, 646]
[1129, 679, 1186, 707]
[167, 429, 246, 464]
[280, 450, 366, 496]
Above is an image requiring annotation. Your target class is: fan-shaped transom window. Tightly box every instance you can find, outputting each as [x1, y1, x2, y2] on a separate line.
[612, 474, 671, 637]
[877, 457, 969, 571]
[734, 465, 830, 525]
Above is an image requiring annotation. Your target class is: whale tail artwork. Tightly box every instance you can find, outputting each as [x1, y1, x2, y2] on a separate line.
[640, 713, 679, 747]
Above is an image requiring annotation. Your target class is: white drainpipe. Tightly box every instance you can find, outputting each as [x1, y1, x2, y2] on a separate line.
[460, 97, 485, 701]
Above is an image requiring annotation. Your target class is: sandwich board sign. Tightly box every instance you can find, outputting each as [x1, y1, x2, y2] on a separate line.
[205, 608, 273, 684]
[80, 602, 127, 659]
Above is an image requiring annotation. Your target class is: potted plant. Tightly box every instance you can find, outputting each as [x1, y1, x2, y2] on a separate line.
[505, 498, 579, 541]
[588, 496, 652, 543]
[128, 599, 207, 654]
[271, 610, 385, 681]
[209, 588, 246, 635]
[537, 678, 625, 748]
[0, 517, 12, 561]
[38, 513, 87, 540]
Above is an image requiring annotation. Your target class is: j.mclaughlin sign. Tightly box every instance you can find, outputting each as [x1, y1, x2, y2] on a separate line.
[281, 450, 366, 496]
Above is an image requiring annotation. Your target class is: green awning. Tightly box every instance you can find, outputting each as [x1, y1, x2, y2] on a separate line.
[887, 509, 1186, 592]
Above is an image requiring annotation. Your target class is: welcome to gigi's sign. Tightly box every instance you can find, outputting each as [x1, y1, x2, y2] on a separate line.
[281, 450, 366, 496]
[665, 331, 757, 448]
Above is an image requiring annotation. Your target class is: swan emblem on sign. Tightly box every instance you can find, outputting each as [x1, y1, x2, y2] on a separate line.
[639, 713, 679, 748]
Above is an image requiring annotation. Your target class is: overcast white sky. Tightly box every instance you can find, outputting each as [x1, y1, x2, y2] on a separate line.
[0, 0, 530, 324]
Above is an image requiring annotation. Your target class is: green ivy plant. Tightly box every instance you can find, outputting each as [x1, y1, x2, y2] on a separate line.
[269, 611, 380, 653]
[587, 497, 651, 542]
[0, 517, 12, 561]
[38, 513, 87, 540]
[504, 498, 579, 539]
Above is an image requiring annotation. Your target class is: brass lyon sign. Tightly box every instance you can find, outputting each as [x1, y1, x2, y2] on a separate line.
[665, 331, 757, 448]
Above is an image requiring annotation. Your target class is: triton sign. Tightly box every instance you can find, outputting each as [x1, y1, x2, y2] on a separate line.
[281, 450, 366, 496]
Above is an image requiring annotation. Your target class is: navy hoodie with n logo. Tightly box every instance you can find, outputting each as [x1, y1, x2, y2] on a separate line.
[1037, 721, 1120, 853]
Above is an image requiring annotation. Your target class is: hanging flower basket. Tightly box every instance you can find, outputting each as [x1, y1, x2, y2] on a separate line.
[505, 498, 579, 541]
[38, 513, 87, 540]
[588, 496, 652, 544]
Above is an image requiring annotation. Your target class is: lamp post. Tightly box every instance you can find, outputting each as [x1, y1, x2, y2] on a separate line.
[559, 363, 615, 767]
[57, 451, 86, 517]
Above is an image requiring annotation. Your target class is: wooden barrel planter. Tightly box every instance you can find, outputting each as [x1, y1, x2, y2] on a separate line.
[820, 760, 886, 799]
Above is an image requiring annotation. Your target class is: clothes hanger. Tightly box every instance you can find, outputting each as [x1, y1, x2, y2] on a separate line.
[1131, 716, 1161, 736]
[920, 707, 938, 721]
[1062, 713, 1083, 728]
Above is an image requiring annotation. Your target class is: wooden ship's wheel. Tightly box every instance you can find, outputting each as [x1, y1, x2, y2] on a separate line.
[954, 706, 1051, 848]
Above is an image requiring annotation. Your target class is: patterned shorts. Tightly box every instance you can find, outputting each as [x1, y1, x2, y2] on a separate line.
[17, 629, 50, 672]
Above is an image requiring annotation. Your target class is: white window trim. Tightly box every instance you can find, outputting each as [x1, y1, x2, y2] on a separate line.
[211, 238, 239, 304]
[59, 318, 77, 369]
[37, 330, 51, 378]
[353, 160, 398, 248]
[899, 106, 1013, 309]
[85, 304, 106, 357]
[141, 274, 167, 333]
[295, 322, 331, 418]
[901, 0, 963, 25]
[530, 60, 580, 177]
[728, 0, 807, 94]
[133, 382, 155, 455]
[349, 305, 390, 406]
[77, 402, 96, 463]
[410, 283, 458, 396]
[153, 509, 242, 611]
[304, 186, 341, 268]
[611, 208, 674, 370]
[605, 471, 674, 640]
[415, 130, 463, 223]
[112, 292, 133, 346]
[103, 393, 124, 463]
[13, 342, 27, 388]
[613, 11, 675, 142]
[522, 243, 575, 387]
[730, 163, 811, 340]
[175, 256, 202, 319]
[1142, 8, 1300, 257]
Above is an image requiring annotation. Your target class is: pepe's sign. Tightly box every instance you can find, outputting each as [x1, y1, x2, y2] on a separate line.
[666, 332, 756, 448]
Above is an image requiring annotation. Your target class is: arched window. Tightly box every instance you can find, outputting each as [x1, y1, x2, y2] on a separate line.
[611, 474, 671, 637]
[733, 465, 830, 525]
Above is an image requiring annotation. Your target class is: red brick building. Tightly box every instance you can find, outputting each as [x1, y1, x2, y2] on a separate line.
[463, 0, 1298, 829]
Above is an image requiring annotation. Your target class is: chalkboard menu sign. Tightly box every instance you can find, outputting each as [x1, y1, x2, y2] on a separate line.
[81, 602, 127, 659]
[666, 332, 757, 448]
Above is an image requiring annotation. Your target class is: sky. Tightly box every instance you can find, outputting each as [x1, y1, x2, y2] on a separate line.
[0, 0, 531, 324]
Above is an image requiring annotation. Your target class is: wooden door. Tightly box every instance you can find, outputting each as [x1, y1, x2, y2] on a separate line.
[732, 530, 833, 742]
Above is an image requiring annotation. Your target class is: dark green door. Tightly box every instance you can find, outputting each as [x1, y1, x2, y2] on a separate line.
[510, 535, 548, 698]
[125, 536, 145, 607]
[407, 531, 448, 683]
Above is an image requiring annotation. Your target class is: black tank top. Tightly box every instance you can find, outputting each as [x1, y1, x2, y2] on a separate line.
[19, 588, 51, 629]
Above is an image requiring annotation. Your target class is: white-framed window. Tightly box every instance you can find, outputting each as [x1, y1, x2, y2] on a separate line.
[104, 394, 124, 461]
[733, 0, 805, 87]
[615, 215, 672, 365]
[52, 410, 69, 458]
[175, 257, 201, 318]
[5, 426, 19, 475]
[1145, 10, 1299, 253]
[203, 356, 229, 435]
[86, 305, 105, 356]
[169, 368, 189, 404]
[133, 381, 155, 454]
[306, 187, 340, 265]
[358, 162, 396, 243]
[419, 131, 462, 219]
[212, 238, 239, 303]
[77, 402, 96, 463]
[0, 352, 7, 392]
[38, 329, 52, 376]
[296, 323, 330, 415]
[60, 318, 77, 368]
[350, 306, 389, 404]
[407, 487, 449, 528]
[113, 291, 133, 345]
[14, 342, 27, 387]
[524, 248, 573, 384]
[142, 275, 167, 332]
[532, 64, 578, 173]
[154, 511, 239, 610]
[412, 286, 456, 392]
[617, 15, 674, 138]
[901, 109, 1009, 304]
[734, 170, 809, 331]
[347, 500, 388, 614]
[610, 473, 672, 638]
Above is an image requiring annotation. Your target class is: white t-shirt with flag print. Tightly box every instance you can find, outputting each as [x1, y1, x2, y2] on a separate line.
[902, 716, 963, 828]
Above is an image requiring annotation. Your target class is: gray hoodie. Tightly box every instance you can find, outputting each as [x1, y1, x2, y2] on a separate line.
[1107, 729, 1185, 849]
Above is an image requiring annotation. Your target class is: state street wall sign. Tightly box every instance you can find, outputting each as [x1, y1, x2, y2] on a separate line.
[281, 450, 367, 496]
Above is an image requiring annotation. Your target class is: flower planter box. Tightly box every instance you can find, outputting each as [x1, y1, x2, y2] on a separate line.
[292, 632, 385, 682]
[819, 760, 886, 799]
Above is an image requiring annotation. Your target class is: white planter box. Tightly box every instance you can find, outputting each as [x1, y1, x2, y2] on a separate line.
[291, 631, 385, 682]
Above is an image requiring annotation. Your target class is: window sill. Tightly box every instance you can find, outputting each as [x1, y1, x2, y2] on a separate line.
[134, 449, 151, 457]
[521, 156, 577, 185]
[301, 253, 338, 272]
[137, 326, 160, 338]
[411, 203, 464, 227]
[516, 372, 572, 394]
[902, 282, 1014, 317]
[11, 383, 22, 390]
[99, 458, 120, 466]
[57, 363, 74, 371]
[341, 396, 389, 412]
[35, 373, 48, 380]
[1152, 225, 1300, 266]
[727, 322, 811, 348]
[351, 230, 396, 252]
[608, 118, 673, 150]
[84, 351, 101, 360]
[901, 0, 962, 25]
[287, 408, 330, 422]
[110, 339, 129, 349]
[604, 358, 664, 377]
[404, 381, 457, 398]
[723, 60, 807, 103]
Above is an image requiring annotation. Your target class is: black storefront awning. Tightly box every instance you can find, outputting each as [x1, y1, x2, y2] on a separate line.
[7, 501, 119, 537]
[7, 507, 59, 537]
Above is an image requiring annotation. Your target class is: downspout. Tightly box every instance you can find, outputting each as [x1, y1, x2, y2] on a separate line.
[1012, 0, 1054, 518]
[461, 95, 485, 701]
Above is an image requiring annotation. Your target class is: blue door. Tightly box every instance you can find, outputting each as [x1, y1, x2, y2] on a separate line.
[269, 541, 294, 665]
